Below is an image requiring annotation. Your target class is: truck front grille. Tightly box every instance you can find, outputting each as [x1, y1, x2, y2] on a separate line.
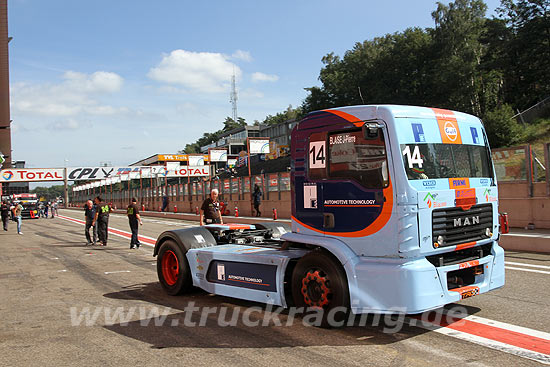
[432, 204, 493, 247]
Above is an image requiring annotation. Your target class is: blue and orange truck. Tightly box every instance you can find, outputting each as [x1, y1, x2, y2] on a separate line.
[154, 105, 508, 321]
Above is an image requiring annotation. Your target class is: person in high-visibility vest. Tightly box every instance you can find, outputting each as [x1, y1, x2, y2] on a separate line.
[92, 196, 111, 246]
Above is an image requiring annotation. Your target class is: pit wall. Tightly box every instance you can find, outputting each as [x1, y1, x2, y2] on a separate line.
[70, 180, 549, 229]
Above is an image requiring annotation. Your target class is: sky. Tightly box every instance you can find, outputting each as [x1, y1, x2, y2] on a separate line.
[8, 0, 503, 170]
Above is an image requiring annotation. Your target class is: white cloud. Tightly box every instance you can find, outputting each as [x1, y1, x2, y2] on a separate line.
[232, 50, 252, 62]
[251, 72, 279, 83]
[49, 118, 81, 130]
[147, 50, 241, 93]
[11, 71, 125, 119]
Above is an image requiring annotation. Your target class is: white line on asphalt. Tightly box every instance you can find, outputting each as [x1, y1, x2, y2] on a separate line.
[505, 261, 550, 270]
[505, 266, 550, 275]
[459, 314, 550, 341]
[57, 270, 67, 273]
[104, 270, 131, 275]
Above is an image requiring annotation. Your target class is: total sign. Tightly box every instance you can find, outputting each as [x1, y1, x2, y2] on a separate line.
[0, 168, 65, 182]
[171, 166, 210, 177]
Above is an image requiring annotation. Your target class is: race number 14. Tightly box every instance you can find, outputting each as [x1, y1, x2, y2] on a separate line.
[309, 141, 326, 169]
[402, 145, 423, 168]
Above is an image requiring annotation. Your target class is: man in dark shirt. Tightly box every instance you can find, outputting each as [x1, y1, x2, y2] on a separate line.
[84, 199, 97, 245]
[1, 200, 9, 231]
[92, 196, 111, 246]
[127, 198, 143, 249]
[200, 189, 223, 225]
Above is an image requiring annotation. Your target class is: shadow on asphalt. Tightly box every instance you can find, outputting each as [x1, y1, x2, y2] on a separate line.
[101, 282, 470, 349]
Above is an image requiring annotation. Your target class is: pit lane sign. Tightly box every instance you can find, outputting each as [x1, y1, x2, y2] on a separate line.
[1, 168, 65, 182]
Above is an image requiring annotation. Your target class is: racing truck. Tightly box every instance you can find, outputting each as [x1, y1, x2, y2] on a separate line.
[12, 193, 40, 219]
[154, 105, 507, 318]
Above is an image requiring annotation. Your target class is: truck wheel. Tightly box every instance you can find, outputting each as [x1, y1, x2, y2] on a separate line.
[157, 240, 192, 296]
[292, 250, 350, 327]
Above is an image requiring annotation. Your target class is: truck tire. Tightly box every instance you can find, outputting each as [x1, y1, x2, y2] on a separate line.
[157, 240, 192, 296]
[291, 250, 350, 327]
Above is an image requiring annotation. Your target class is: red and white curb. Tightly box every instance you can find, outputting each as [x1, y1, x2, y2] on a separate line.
[57, 215, 157, 247]
[57, 214, 550, 364]
[408, 311, 550, 364]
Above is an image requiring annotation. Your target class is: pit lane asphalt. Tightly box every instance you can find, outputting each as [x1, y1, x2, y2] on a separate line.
[0, 209, 548, 366]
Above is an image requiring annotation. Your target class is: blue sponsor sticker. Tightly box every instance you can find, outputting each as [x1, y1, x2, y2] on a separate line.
[422, 180, 437, 187]
[470, 127, 479, 144]
[412, 123, 426, 143]
[480, 178, 489, 186]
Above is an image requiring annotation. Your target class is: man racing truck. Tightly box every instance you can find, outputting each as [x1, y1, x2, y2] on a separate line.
[153, 105, 507, 320]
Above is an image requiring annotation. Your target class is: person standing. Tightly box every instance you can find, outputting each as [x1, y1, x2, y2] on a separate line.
[1, 200, 9, 231]
[200, 189, 223, 225]
[252, 184, 263, 217]
[51, 201, 58, 218]
[127, 198, 143, 249]
[44, 202, 49, 218]
[92, 196, 111, 246]
[14, 201, 23, 235]
[84, 200, 97, 245]
[161, 194, 169, 212]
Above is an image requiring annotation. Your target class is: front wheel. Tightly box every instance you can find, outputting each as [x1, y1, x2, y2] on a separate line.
[291, 250, 350, 327]
[157, 240, 192, 295]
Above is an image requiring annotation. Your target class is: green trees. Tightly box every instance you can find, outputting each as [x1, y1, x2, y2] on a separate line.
[301, 0, 549, 148]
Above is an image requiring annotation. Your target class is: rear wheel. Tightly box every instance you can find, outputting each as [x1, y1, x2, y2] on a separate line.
[291, 250, 350, 327]
[157, 240, 192, 295]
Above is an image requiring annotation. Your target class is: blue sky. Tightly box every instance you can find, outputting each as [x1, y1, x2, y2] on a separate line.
[8, 0, 502, 169]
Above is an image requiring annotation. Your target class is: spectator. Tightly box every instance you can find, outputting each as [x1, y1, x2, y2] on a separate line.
[84, 200, 97, 246]
[92, 196, 111, 246]
[200, 189, 223, 225]
[14, 201, 23, 235]
[161, 194, 169, 212]
[252, 184, 263, 217]
[1, 200, 9, 231]
[127, 198, 143, 249]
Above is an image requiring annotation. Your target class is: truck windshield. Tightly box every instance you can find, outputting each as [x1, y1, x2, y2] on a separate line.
[400, 143, 492, 180]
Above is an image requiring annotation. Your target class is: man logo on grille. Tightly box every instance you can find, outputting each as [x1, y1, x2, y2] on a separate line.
[454, 216, 480, 227]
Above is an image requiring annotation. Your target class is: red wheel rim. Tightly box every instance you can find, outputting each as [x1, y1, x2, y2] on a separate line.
[161, 250, 179, 286]
[301, 269, 331, 308]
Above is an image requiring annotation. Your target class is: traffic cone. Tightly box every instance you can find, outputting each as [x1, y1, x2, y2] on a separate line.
[272, 208, 277, 220]
[195, 206, 199, 215]
[174, 205, 177, 213]
[235, 206, 239, 217]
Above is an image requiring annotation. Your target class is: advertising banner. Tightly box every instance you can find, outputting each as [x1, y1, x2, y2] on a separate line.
[209, 149, 228, 162]
[188, 155, 206, 166]
[0, 168, 65, 182]
[249, 138, 270, 154]
[168, 165, 210, 177]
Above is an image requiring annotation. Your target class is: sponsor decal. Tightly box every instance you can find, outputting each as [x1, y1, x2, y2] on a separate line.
[422, 180, 436, 187]
[455, 188, 475, 199]
[207, 260, 277, 292]
[480, 178, 489, 186]
[433, 108, 462, 144]
[483, 188, 497, 202]
[304, 183, 318, 209]
[458, 260, 480, 270]
[449, 177, 470, 189]
[470, 127, 480, 144]
[323, 199, 379, 207]
[423, 192, 447, 208]
[412, 123, 426, 143]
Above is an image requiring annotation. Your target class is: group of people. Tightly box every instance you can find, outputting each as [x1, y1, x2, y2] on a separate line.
[84, 196, 142, 249]
[38, 201, 58, 218]
[1, 200, 24, 234]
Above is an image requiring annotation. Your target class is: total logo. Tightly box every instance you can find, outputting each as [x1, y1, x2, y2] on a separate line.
[444, 121, 458, 142]
[2, 170, 13, 181]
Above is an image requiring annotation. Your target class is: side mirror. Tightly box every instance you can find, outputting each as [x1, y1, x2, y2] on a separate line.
[363, 123, 382, 139]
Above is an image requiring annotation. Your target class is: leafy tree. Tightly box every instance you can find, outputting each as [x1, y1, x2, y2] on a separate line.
[482, 104, 524, 147]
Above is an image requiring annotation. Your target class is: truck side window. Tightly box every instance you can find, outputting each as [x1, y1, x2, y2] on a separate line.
[328, 129, 389, 189]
